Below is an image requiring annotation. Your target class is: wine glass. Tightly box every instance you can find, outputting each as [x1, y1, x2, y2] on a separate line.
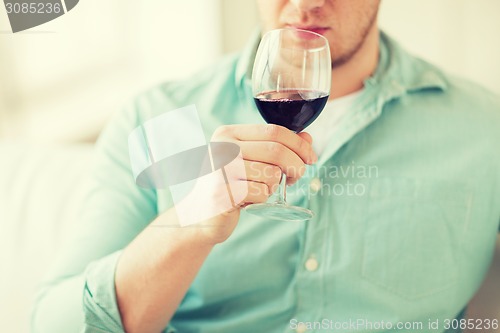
[245, 28, 331, 221]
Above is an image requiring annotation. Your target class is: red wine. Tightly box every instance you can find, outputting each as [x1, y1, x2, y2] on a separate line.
[254, 90, 328, 132]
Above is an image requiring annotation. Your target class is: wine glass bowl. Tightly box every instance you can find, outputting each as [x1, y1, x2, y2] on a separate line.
[245, 28, 331, 221]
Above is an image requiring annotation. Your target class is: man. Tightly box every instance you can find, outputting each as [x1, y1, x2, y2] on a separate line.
[32, 1, 500, 333]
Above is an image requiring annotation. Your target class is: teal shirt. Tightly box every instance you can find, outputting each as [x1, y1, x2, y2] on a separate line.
[32, 31, 500, 333]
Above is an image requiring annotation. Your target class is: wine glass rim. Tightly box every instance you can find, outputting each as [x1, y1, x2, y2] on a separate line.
[263, 27, 329, 43]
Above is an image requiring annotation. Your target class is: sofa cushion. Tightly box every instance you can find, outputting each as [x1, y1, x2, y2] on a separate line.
[0, 143, 94, 333]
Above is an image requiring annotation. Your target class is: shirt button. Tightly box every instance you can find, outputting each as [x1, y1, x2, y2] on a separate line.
[309, 177, 322, 194]
[305, 257, 319, 272]
[296, 322, 307, 333]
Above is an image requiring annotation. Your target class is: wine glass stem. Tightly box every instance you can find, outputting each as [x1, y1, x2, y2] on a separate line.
[273, 172, 287, 205]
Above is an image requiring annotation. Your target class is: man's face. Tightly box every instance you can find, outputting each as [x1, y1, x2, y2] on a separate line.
[256, 0, 381, 67]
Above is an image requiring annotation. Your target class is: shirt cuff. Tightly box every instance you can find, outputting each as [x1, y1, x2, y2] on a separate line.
[82, 251, 124, 332]
[81, 251, 178, 333]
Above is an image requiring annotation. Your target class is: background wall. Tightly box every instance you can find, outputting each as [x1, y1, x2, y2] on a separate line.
[379, 0, 500, 95]
[0, 0, 222, 142]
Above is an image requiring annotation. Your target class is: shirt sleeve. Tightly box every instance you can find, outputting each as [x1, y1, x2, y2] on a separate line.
[31, 94, 177, 333]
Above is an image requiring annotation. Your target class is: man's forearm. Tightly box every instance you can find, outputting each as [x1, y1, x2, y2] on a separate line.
[115, 207, 215, 333]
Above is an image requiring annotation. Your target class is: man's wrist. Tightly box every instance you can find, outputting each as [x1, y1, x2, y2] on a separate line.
[151, 208, 220, 248]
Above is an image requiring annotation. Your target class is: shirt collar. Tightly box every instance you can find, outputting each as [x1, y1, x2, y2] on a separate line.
[365, 31, 448, 97]
[235, 30, 449, 98]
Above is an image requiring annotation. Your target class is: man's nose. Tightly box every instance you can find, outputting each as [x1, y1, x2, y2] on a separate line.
[290, 0, 326, 12]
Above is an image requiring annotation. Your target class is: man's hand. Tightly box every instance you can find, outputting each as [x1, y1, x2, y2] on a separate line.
[190, 124, 317, 245]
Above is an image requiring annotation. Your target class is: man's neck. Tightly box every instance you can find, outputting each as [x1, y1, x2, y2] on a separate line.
[329, 25, 380, 100]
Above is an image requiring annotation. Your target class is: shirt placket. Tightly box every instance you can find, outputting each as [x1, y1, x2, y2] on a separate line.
[286, 163, 328, 333]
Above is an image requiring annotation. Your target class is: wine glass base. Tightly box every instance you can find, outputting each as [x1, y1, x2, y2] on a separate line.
[244, 203, 314, 221]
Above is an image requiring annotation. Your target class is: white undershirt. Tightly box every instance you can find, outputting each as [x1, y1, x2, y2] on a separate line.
[306, 90, 364, 156]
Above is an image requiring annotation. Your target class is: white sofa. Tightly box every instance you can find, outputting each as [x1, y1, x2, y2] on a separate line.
[0, 142, 499, 333]
[0, 143, 94, 333]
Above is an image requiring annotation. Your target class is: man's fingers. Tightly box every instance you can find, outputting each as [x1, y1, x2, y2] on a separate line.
[243, 160, 282, 194]
[216, 124, 317, 164]
[229, 180, 271, 207]
[298, 132, 313, 145]
[237, 141, 307, 181]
